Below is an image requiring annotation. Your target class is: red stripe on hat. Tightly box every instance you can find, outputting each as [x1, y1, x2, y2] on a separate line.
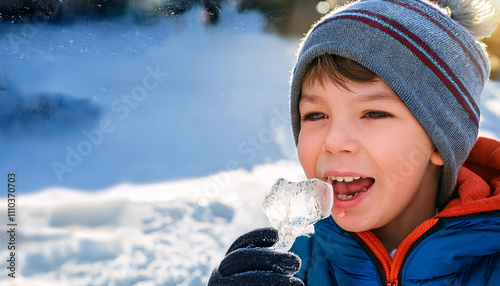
[389, 0, 487, 84]
[353, 9, 481, 117]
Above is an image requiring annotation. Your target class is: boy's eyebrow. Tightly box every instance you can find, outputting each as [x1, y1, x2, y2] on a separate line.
[354, 92, 401, 103]
[300, 92, 401, 104]
[299, 94, 322, 104]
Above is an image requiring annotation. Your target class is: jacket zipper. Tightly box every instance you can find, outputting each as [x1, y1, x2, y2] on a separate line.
[350, 232, 388, 284]
[353, 218, 442, 286]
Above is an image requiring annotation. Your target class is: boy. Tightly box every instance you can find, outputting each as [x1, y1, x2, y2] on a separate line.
[209, 0, 500, 285]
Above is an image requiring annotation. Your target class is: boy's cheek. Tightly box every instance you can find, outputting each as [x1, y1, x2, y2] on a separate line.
[296, 138, 317, 179]
[296, 140, 308, 168]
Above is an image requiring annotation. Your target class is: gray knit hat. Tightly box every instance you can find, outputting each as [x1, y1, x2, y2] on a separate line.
[290, 0, 498, 208]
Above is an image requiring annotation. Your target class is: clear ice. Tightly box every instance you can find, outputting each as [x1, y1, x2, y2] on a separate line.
[262, 178, 334, 252]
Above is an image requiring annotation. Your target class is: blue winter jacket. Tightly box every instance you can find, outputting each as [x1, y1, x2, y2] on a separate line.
[289, 137, 500, 285]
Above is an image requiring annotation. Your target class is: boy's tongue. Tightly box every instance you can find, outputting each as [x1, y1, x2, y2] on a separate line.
[333, 178, 374, 195]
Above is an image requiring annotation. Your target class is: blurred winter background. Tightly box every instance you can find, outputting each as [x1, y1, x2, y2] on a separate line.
[0, 0, 498, 285]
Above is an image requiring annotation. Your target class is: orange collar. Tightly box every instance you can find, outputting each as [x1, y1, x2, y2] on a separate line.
[437, 136, 500, 218]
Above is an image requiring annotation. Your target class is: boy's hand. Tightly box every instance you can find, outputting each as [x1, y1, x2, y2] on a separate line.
[208, 227, 304, 286]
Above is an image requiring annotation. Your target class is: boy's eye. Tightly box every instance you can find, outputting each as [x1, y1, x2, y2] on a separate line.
[302, 112, 327, 121]
[363, 111, 392, 119]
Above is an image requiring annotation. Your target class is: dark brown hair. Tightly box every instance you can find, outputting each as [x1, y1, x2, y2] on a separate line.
[302, 54, 379, 90]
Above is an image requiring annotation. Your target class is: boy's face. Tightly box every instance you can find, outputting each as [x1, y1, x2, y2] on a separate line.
[297, 77, 443, 232]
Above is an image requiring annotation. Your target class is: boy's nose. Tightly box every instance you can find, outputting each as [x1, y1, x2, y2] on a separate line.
[321, 121, 359, 155]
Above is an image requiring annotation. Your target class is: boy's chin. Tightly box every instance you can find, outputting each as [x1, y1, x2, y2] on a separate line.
[332, 214, 372, 233]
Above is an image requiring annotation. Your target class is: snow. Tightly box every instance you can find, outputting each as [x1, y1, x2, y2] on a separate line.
[482, 80, 500, 139]
[1, 161, 305, 286]
[0, 2, 499, 285]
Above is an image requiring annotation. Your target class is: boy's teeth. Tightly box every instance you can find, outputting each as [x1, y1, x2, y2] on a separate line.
[337, 192, 360, 200]
[332, 176, 363, 182]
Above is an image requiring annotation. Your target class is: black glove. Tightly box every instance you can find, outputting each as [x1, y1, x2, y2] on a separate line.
[208, 227, 303, 286]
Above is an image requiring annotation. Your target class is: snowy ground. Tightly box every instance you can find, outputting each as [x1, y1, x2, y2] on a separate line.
[0, 160, 306, 286]
[0, 2, 499, 285]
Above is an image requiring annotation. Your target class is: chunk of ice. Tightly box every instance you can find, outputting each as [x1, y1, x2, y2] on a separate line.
[262, 178, 333, 252]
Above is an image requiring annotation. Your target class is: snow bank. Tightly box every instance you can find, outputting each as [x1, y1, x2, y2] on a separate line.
[0, 160, 305, 285]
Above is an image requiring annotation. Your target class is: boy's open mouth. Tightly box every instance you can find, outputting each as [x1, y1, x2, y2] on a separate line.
[328, 176, 375, 200]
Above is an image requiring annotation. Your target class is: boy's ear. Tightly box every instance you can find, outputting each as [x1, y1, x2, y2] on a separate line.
[431, 149, 444, 166]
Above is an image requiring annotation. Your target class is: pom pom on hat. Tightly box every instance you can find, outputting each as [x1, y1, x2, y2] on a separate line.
[437, 0, 499, 40]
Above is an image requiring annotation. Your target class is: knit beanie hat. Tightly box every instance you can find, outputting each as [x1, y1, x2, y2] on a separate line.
[290, 0, 498, 208]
